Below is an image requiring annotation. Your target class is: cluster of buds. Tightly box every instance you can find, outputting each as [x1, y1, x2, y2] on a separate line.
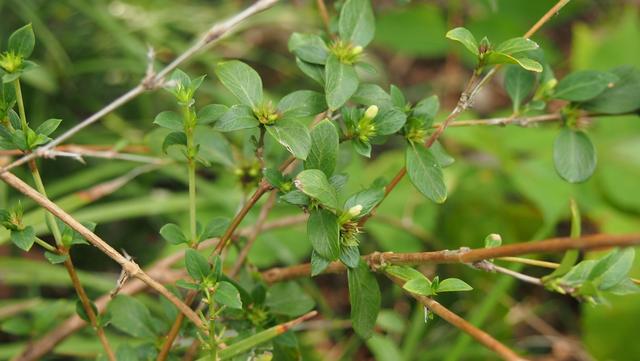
[254, 101, 279, 125]
[339, 204, 363, 247]
[329, 39, 363, 64]
[0, 204, 24, 232]
[0, 51, 23, 73]
[234, 161, 262, 188]
[356, 105, 379, 142]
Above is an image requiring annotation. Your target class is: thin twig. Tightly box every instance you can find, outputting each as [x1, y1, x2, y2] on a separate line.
[360, 0, 573, 226]
[0, 0, 281, 174]
[316, 0, 332, 34]
[230, 191, 278, 276]
[473, 260, 543, 286]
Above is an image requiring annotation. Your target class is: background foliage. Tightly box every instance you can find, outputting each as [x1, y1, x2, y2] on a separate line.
[1, 0, 640, 360]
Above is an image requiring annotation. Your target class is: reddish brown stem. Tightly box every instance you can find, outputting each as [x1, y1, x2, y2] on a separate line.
[261, 233, 640, 283]
[388, 275, 527, 361]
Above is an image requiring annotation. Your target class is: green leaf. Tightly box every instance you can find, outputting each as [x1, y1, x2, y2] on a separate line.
[390, 85, 406, 109]
[352, 84, 393, 108]
[214, 281, 243, 309]
[430, 141, 454, 168]
[338, 0, 375, 47]
[266, 117, 311, 160]
[185, 249, 210, 282]
[582, 66, 640, 114]
[553, 70, 618, 102]
[44, 251, 67, 264]
[305, 119, 339, 176]
[348, 262, 381, 339]
[385, 265, 427, 282]
[8, 24, 35, 58]
[374, 107, 407, 135]
[485, 52, 543, 72]
[590, 248, 635, 290]
[295, 169, 339, 209]
[201, 217, 230, 240]
[295, 58, 325, 85]
[154, 111, 183, 131]
[325, 54, 359, 110]
[280, 190, 310, 206]
[494, 37, 539, 55]
[161, 131, 187, 154]
[504, 65, 536, 113]
[446, 27, 478, 56]
[606, 278, 640, 296]
[402, 277, 434, 296]
[437, 278, 473, 293]
[10, 226, 36, 251]
[553, 128, 597, 183]
[197, 104, 228, 125]
[339, 245, 360, 268]
[311, 251, 331, 276]
[266, 282, 315, 317]
[214, 104, 259, 132]
[406, 145, 447, 203]
[277, 90, 327, 118]
[413, 95, 439, 120]
[215, 60, 263, 109]
[352, 138, 372, 158]
[159, 223, 188, 245]
[108, 295, 156, 339]
[35, 119, 62, 137]
[307, 209, 340, 260]
[288, 33, 329, 65]
[344, 186, 384, 218]
[560, 260, 597, 287]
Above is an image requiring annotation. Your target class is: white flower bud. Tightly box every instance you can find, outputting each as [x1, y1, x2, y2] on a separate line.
[364, 105, 378, 120]
[348, 204, 363, 218]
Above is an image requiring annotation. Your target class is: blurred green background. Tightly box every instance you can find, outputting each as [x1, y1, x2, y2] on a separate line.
[1, 0, 640, 360]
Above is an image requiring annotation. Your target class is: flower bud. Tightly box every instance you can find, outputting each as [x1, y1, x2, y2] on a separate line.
[352, 46, 364, 55]
[347, 204, 363, 218]
[364, 105, 378, 120]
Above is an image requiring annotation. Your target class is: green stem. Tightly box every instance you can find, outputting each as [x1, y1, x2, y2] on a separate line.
[204, 288, 218, 360]
[29, 163, 63, 244]
[34, 236, 56, 252]
[13, 79, 28, 133]
[183, 105, 197, 245]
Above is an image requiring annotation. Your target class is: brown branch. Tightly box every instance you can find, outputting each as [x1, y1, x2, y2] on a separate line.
[261, 233, 640, 283]
[62, 257, 116, 361]
[0, 171, 204, 330]
[387, 275, 527, 361]
[230, 191, 278, 276]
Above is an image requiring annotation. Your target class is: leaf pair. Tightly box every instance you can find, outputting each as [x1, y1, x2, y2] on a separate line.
[215, 60, 327, 160]
[289, 0, 376, 110]
[159, 217, 229, 246]
[0, 24, 37, 82]
[446, 27, 542, 72]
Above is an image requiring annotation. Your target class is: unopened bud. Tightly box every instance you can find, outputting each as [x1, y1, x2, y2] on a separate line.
[352, 46, 363, 55]
[364, 105, 378, 120]
[484, 233, 502, 248]
[348, 204, 363, 218]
